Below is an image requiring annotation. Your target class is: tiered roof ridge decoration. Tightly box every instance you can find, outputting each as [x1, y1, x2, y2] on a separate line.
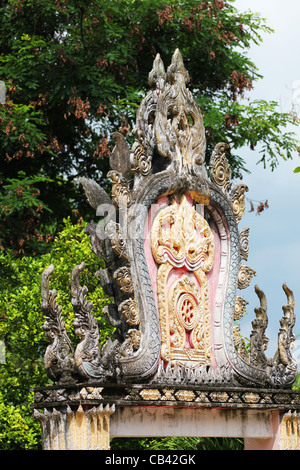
[40, 49, 297, 391]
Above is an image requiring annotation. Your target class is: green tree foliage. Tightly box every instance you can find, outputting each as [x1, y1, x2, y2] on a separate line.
[293, 147, 300, 173]
[0, 218, 112, 449]
[0, 0, 299, 254]
[0, 171, 54, 256]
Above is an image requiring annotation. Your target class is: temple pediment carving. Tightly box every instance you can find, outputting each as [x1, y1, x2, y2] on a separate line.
[39, 49, 297, 391]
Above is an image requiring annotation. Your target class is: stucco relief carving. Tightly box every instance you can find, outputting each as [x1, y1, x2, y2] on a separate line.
[154, 49, 206, 177]
[234, 297, 249, 321]
[39, 48, 297, 390]
[34, 51, 300, 459]
[151, 194, 214, 272]
[118, 298, 140, 327]
[209, 142, 232, 193]
[230, 183, 249, 224]
[237, 264, 257, 290]
[113, 267, 134, 294]
[151, 194, 214, 365]
[239, 227, 250, 262]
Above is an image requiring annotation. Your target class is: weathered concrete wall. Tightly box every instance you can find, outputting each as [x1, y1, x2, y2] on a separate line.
[110, 407, 274, 439]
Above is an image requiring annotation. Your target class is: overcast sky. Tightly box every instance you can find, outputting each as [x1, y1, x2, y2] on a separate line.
[232, 0, 300, 361]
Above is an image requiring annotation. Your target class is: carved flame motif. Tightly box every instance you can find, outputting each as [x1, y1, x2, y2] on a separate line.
[151, 195, 214, 272]
[151, 194, 214, 365]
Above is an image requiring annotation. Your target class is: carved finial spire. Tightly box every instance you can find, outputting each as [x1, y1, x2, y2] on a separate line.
[268, 284, 297, 387]
[41, 265, 75, 383]
[130, 54, 166, 184]
[154, 49, 206, 176]
[250, 285, 269, 368]
[166, 48, 190, 85]
[148, 53, 166, 89]
[71, 262, 101, 379]
[278, 284, 296, 367]
[130, 49, 207, 185]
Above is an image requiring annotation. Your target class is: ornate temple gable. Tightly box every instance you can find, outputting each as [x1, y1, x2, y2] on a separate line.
[39, 49, 297, 391]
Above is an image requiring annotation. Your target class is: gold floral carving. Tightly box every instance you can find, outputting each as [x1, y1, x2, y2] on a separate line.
[151, 195, 214, 272]
[120, 329, 141, 356]
[105, 221, 127, 259]
[230, 184, 249, 224]
[237, 264, 257, 290]
[238, 340, 249, 363]
[113, 266, 134, 294]
[242, 392, 260, 404]
[128, 329, 141, 350]
[151, 194, 214, 365]
[168, 275, 211, 363]
[239, 227, 250, 261]
[209, 392, 229, 403]
[118, 298, 140, 326]
[234, 296, 249, 321]
[233, 325, 241, 348]
[130, 128, 152, 179]
[209, 142, 232, 194]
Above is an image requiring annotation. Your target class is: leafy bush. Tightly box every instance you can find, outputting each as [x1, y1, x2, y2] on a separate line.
[0, 218, 112, 449]
[111, 436, 244, 451]
[0, 392, 40, 450]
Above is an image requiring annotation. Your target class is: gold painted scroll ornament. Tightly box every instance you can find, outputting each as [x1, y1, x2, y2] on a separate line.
[151, 195, 214, 365]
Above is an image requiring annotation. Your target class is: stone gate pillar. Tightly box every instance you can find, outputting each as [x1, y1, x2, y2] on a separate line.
[245, 410, 300, 451]
[33, 403, 115, 450]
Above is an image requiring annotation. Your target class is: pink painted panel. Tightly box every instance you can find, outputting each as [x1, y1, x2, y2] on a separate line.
[244, 411, 281, 450]
[143, 192, 230, 367]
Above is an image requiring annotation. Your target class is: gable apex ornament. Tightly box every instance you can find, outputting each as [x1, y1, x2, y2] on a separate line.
[39, 49, 297, 391]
